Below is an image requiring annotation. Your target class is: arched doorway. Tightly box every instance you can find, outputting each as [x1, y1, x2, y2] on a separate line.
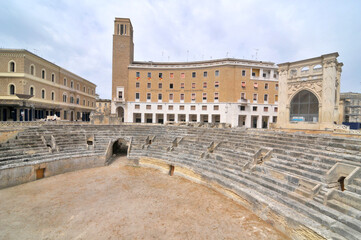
[117, 106, 124, 122]
[290, 90, 319, 122]
[112, 138, 128, 156]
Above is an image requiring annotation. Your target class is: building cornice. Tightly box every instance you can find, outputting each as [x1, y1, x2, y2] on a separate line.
[130, 58, 278, 70]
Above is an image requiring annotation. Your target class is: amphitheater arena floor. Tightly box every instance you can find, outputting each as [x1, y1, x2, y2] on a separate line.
[0, 157, 289, 240]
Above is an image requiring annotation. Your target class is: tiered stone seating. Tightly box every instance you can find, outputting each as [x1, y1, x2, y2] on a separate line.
[1, 124, 361, 239]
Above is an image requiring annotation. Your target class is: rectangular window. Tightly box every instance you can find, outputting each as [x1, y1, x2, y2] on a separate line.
[181, 82, 185, 89]
[215, 81, 219, 88]
[242, 70, 246, 76]
[191, 105, 196, 110]
[263, 73, 267, 78]
[118, 91, 123, 99]
[192, 83, 195, 89]
[274, 107, 278, 112]
[120, 24, 124, 35]
[147, 82, 151, 88]
[170, 73, 174, 78]
[135, 93, 140, 100]
[148, 72, 151, 78]
[202, 105, 207, 111]
[147, 93, 151, 100]
[180, 105, 185, 110]
[192, 72, 196, 78]
[157, 105, 162, 110]
[275, 84, 279, 90]
[214, 105, 219, 110]
[203, 93, 207, 100]
[241, 81, 246, 88]
[214, 92, 219, 100]
[203, 71, 208, 77]
[136, 82, 140, 88]
[241, 92, 246, 99]
[265, 83, 269, 89]
[253, 106, 258, 111]
[264, 107, 269, 112]
[169, 83, 173, 89]
[215, 70, 219, 76]
[168, 105, 173, 110]
[180, 93, 185, 101]
[159, 83, 162, 89]
[240, 106, 245, 111]
[253, 94, 257, 101]
[159, 73, 163, 79]
[264, 94, 268, 102]
[252, 72, 256, 77]
[158, 93, 162, 100]
[135, 104, 140, 109]
[181, 73, 185, 78]
[169, 93, 174, 101]
[191, 93, 196, 101]
[203, 82, 207, 88]
[275, 95, 278, 102]
[136, 72, 140, 78]
[146, 105, 151, 110]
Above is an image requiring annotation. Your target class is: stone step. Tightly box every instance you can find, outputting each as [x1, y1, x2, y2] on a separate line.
[264, 161, 323, 182]
[352, 178, 361, 186]
[326, 199, 361, 220]
[347, 184, 361, 195]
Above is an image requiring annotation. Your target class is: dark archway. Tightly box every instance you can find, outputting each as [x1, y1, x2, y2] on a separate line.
[112, 138, 128, 156]
[290, 90, 319, 122]
[117, 106, 124, 122]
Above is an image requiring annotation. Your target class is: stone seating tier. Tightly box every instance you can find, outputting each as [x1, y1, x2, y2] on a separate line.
[1, 124, 361, 239]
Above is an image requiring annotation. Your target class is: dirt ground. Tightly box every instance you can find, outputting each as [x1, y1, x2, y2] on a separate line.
[0, 157, 289, 240]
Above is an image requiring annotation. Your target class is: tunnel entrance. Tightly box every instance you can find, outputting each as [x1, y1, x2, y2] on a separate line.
[112, 139, 128, 156]
[338, 176, 346, 191]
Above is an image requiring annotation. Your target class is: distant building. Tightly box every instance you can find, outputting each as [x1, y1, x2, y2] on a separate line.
[340, 92, 361, 123]
[111, 18, 279, 128]
[0, 49, 96, 121]
[96, 98, 111, 116]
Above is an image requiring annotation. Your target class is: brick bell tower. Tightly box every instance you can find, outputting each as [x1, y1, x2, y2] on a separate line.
[111, 18, 134, 120]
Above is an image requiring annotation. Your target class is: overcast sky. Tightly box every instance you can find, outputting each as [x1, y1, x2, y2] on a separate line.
[1, 0, 360, 99]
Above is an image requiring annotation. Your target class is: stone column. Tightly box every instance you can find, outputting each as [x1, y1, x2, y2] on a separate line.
[185, 114, 189, 122]
[257, 115, 262, 128]
[152, 113, 156, 123]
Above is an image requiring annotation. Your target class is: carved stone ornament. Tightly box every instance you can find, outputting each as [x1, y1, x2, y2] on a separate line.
[287, 80, 322, 100]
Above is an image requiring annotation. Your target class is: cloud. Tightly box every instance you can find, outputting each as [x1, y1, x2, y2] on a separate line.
[1, 0, 360, 98]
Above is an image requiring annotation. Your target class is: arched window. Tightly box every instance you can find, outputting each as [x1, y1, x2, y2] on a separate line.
[9, 84, 15, 95]
[70, 96, 74, 104]
[30, 87, 34, 96]
[290, 90, 319, 122]
[63, 94, 67, 103]
[30, 65, 35, 75]
[63, 78, 67, 86]
[41, 69, 46, 79]
[301, 66, 309, 72]
[70, 81, 74, 89]
[51, 73, 55, 82]
[41, 89, 45, 99]
[9, 61, 15, 72]
[313, 64, 322, 70]
[76, 97, 80, 104]
[51, 91, 55, 101]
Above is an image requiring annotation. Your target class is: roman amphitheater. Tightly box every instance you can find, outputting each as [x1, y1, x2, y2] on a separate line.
[0, 122, 360, 239]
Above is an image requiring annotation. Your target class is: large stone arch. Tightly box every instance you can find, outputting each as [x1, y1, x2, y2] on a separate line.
[289, 90, 319, 122]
